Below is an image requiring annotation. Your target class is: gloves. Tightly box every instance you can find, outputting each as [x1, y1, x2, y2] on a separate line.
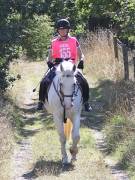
[77, 60, 84, 69]
[47, 61, 54, 69]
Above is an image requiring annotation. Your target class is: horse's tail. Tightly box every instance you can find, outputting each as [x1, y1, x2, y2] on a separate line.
[64, 118, 72, 140]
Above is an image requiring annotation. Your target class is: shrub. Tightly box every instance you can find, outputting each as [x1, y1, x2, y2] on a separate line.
[23, 15, 53, 60]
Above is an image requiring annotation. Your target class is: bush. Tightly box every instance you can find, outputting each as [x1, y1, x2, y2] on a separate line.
[105, 115, 129, 152]
[120, 138, 135, 171]
[23, 15, 53, 60]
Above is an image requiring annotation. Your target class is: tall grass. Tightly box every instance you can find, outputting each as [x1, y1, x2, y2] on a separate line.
[80, 29, 124, 82]
[82, 29, 135, 177]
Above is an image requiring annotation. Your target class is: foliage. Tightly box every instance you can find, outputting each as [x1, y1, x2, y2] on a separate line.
[0, 1, 52, 91]
[120, 138, 135, 171]
[112, 0, 135, 44]
[0, 0, 135, 90]
[75, 0, 135, 45]
[105, 115, 128, 152]
[23, 15, 53, 59]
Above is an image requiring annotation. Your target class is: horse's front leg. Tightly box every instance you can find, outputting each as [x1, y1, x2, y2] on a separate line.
[70, 114, 80, 162]
[53, 114, 68, 164]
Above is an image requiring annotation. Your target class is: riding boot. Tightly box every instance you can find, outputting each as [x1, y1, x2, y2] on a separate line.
[75, 71, 92, 112]
[37, 76, 47, 110]
[37, 67, 56, 111]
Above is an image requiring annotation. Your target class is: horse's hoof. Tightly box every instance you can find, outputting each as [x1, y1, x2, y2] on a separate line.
[69, 147, 78, 156]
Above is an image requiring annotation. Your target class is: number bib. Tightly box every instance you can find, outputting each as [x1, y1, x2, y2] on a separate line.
[51, 36, 78, 63]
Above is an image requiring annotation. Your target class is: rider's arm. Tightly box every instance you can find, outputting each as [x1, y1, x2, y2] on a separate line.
[76, 40, 85, 70]
[76, 39, 85, 61]
[46, 46, 54, 69]
[46, 47, 53, 62]
[77, 46, 85, 61]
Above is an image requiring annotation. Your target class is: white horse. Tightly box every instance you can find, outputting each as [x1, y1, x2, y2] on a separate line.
[44, 60, 83, 164]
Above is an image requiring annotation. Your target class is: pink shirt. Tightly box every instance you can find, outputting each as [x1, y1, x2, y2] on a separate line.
[51, 36, 79, 64]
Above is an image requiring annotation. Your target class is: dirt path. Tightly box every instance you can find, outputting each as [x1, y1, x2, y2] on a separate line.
[10, 60, 44, 179]
[10, 60, 130, 180]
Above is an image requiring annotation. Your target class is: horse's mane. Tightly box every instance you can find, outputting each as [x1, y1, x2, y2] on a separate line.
[56, 61, 76, 76]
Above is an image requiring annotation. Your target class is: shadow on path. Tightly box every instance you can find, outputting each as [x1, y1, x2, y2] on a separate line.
[23, 159, 74, 179]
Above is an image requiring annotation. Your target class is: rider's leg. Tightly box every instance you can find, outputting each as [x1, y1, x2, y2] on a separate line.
[37, 77, 47, 110]
[75, 71, 92, 112]
[37, 68, 56, 110]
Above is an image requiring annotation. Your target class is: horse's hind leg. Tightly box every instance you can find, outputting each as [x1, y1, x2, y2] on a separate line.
[54, 115, 68, 164]
[70, 115, 80, 162]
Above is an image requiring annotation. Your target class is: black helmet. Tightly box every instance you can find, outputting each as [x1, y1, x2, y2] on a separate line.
[56, 19, 70, 29]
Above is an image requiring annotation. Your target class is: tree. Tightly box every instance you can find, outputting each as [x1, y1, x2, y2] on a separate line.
[23, 14, 53, 59]
[0, 0, 52, 91]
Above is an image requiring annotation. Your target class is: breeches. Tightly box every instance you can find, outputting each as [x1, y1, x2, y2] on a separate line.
[39, 70, 89, 103]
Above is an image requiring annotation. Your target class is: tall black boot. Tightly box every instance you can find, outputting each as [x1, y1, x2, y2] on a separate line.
[37, 68, 56, 111]
[76, 72, 92, 112]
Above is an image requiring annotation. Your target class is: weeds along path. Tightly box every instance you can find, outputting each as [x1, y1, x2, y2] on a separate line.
[10, 60, 128, 180]
[10, 60, 45, 179]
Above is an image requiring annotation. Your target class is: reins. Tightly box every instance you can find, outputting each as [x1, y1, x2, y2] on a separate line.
[52, 76, 79, 124]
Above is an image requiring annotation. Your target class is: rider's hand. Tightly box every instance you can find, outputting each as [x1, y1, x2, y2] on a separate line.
[77, 60, 84, 70]
[47, 61, 54, 69]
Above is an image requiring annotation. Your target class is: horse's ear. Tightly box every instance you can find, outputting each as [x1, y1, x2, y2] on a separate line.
[60, 63, 64, 72]
[72, 64, 76, 72]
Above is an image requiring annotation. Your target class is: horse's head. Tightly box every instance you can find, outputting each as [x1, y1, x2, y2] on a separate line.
[58, 61, 76, 109]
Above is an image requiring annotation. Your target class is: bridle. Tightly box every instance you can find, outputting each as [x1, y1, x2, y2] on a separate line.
[59, 82, 76, 107]
[53, 78, 79, 108]
[52, 75, 80, 123]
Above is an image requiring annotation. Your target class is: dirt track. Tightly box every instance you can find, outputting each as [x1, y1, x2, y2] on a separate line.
[10, 60, 129, 180]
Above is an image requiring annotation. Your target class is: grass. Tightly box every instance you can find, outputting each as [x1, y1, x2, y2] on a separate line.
[2, 29, 134, 179]
[30, 117, 114, 180]
[0, 96, 14, 180]
[80, 30, 124, 83]
[80, 30, 135, 178]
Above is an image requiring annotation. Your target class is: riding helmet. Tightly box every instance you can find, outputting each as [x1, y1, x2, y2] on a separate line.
[56, 19, 70, 29]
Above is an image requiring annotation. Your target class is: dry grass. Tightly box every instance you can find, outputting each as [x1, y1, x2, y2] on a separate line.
[83, 30, 135, 178]
[0, 96, 14, 179]
[8, 56, 116, 179]
[82, 29, 135, 178]
[30, 123, 114, 180]
[80, 29, 124, 83]
[8, 57, 45, 107]
[103, 81, 135, 177]
[2, 29, 134, 179]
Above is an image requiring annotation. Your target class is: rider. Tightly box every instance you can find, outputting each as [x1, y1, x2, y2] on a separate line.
[37, 19, 91, 112]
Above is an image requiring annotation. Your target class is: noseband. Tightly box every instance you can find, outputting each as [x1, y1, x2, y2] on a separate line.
[53, 77, 79, 123]
[59, 82, 76, 106]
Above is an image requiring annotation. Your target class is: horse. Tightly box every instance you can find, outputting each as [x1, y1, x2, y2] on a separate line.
[44, 60, 83, 164]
